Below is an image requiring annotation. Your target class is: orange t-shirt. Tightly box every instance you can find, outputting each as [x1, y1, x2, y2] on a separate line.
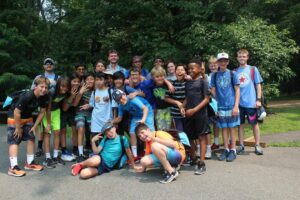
[145, 131, 186, 163]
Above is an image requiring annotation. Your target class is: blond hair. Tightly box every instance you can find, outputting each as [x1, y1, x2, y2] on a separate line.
[208, 56, 217, 64]
[151, 66, 166, 77]
[34, 76, 50, 86]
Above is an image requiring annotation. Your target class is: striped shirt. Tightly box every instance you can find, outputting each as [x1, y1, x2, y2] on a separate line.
[165, 79, 186, 118]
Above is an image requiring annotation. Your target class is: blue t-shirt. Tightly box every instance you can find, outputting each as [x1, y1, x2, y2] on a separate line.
[89, 88, 118, 133]
[106, 64, 127, 75]
[236, 66, 263, 108]
[132, 79, 156, 109]
[118, 96, 153, 119]
[125, 68, 149, 79]
[99, 135, 129, 168]
[211, 69, 240, 109]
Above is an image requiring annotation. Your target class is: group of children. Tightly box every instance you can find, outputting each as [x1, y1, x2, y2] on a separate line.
[6, 48, 264, 184]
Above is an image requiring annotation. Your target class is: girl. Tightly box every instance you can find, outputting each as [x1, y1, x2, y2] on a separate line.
[43, 76, 71, 168]
[166, 60, 177, 81]
[94, 59, 106, 73]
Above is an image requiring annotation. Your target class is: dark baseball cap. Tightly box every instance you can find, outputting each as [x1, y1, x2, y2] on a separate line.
[101, 122, 114, 134]
[44, 58, 55, 66]
[112, 89, 125, 103]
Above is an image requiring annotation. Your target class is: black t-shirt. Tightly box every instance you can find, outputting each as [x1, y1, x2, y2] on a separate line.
[153, 84, 170, 109]
[51, 93, 66, 111]
[8, 90, 50, 119]
[185, 78, 209, 115]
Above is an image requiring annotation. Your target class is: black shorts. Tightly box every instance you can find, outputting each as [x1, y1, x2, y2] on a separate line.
[98, 155, 112, 175]
[239, 106, 258, 125]
[7, 124, 35, 145]
[184, 113, 211, 140]
[61, 110, 75, 129]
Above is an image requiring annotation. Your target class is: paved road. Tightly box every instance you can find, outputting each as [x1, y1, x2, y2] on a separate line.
[0, 126, 300, 200]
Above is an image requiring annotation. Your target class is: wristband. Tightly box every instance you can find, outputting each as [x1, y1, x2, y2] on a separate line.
[257, 98, 261, 101]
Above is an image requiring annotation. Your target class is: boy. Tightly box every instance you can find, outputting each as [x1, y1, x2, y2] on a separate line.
[182, 59, 210, 175]
[211, 52, 240, 162]
[134, 123, 185, 184]
[74, 64, 86, 80]
[32, 58, 59, 157]
[235, 49, 264, 155]
[112, 89, 155, 159]
[7, 76, 50, 177]
[71, 123, 139, 179]
[106, 49, 127, 75]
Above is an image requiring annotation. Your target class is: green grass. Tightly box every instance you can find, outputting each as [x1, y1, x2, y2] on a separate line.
[269, 140, 300, 147]
[243, 106, 300, 138]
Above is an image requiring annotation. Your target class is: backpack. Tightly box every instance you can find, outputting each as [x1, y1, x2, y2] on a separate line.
[2, 89, 31, 109]
[102, 135, 127, 169]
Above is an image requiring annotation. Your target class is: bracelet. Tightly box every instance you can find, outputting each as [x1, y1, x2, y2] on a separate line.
[257, 98, 262, 101]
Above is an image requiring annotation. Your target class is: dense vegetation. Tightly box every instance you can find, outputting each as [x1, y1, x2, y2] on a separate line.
[1, 0, 299, 99]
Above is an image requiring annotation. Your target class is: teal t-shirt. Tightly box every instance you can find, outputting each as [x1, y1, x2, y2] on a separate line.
[99, 135, 129, 168]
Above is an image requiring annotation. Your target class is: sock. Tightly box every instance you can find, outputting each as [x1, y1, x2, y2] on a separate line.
[214, 137, 219, 145]
[131, 146, 137, 157]
[27, 154, 34, 164]
[38, 140, 43, 149]
[196, 144, 200, 156]
[78, 146, 84, 155]
[9, 157, 18, 168]
[225, 148, 230, 152]
[206, 145, 211, 151]
[45, 152, 51, 159]
[231, 148, 236, 153]
[53, 149, 59, 158]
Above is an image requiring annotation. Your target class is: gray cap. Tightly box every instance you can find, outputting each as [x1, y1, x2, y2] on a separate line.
[44, 58, 55, 65]
[101, 122, 114, 134]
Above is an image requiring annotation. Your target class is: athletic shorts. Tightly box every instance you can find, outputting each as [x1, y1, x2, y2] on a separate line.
[148, 147, 182, 167]
[75, 113, 91, 128]
[98, 155, 113, 175]
[239, 107, 257, 125]
[216, 107, 240, 128]
[129, 115, 155, 135]
[155, 108, 172, 130]
[42, 109, 61, 133]
[61, 110, 75, 129]
[7, 123, 35, 145]
[184, 113, 211, 140]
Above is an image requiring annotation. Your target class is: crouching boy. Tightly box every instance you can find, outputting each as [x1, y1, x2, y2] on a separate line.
[71, 123, 137, 179]
[134, 123, 186, 184]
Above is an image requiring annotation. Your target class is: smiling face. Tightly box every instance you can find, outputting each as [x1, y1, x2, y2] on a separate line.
[175, 65, 186, 81]
[34, 82, 49, 97]
[217, 59, 229, 71]
[76, 66, 86, 77]
[209, 62, 218, 73]
[105, 127, 117, 138]
[95, 62, 106, 73]
[95, 77, 105, 89]
[85, 75, 95, 89]
[130, 71, 140, 85]
[167, 62, 176, 75]
[153, 75, 165, 86]
[237, 52, 249, 66]
[59, 81, 69, 95]
[188, 63, 201, 80]
[108, 53, 119, 64]
[132, 57, 142, 70]
[137, 128, 152, 142]
[71, 78, 80, 90]
[114, 78, 124, 89]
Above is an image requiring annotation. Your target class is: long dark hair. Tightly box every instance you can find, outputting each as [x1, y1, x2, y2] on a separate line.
[54, 76, 70, 97]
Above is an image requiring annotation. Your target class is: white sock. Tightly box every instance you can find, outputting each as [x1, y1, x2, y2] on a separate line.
[45, 152, 51, 159]
[231, 148, 236, 153]
[78, 146, 84, 155]
[214, 137, 219, 145]
[206, 145, 211, 151]
[53, 149, 59, 158]
[196, 144, 200, 157]
[27, 154, 34, 164]
[131, 146, 137, 157]
[9, 157, 18, 168]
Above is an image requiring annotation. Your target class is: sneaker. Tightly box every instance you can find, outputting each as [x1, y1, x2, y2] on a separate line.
[24, 161, 44, 171]
[76, 155, 86, 163]
[43, 158, 56, 168]
[71, 163, 83, 176]
[73, 149, 79, 157]
[159, 170, 178, 184]
[194, 160, 206, 175]
[61, 150, 76, 162]
[236, 145, 245, 155]
[35, 148, 43, 157]
[8, 165, 26, 177]
[219, 149, 230, 161]
[205, 147, 212, 159]
[182, 157, 197, 167]
[226, 150, 237, 162]
[255, 145, 264, 155]
[53, 156, 66, 165]
[211, 143, 219, 150]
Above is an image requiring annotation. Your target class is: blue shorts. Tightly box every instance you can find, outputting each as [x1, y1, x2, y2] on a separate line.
[129, 115, 155, 135]
[217, 107, 240, 128]
[239, 107, 257, 125]
[98, 156, 113, 175]
[148, 147, 182, 167]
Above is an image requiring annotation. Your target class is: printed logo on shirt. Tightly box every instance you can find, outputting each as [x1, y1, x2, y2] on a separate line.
[95, 96, 100, 103]
[217, 75, 230, 89]
[238, 72, 250, 88]
[153, 88, 166, 100]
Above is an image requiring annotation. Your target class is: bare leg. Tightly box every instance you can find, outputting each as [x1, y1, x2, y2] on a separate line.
[253, 123, 260, 145]
[27, 140, 35, 155]
[222, 128, 229, 149]
[238, 124, 244, 146]
[198, 135, 206, 161]
[229, 127, 237, 150]
[151, 142, 174, 174]
[44, 133, 51, 155]
[60, 128, 67, 149]
[9, 144, 18, 158]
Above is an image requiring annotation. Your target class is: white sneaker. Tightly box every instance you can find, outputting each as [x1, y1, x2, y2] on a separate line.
[205, 147, 212, 159]
[61, 152, 76, 162]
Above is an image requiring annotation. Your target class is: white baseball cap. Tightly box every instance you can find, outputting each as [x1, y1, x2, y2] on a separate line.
[217, 52, 229, 60]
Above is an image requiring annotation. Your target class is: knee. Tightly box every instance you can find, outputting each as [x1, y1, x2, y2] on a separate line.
[79, 169, 90, 179]
[150, 142, 160, 152]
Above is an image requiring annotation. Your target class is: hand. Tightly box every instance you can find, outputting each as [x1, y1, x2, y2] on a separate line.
[232, 106, 239, 116]
[168, 85, 175, 93]
[91, 134, 103, 143]
[176, 101, 183, 109]
[180, 107, 185, 117]
[80, 104, 90, 110]
[44, 124, 51, 134]
[137, 90, 145, 97]
[184, 75, 192, 80]
[13, 127, 23, 139]
[70, 87, 78, 97]
[185, 108, 195, 117]
[137, 119, 145, 124]
[133, 164, 144, 173]
[29, 126, 37, 135]
[256, 100, 262, 108]
[124, 79, 130, 85]
[128, 93, 136, 100]
[79, 83, 88, 94]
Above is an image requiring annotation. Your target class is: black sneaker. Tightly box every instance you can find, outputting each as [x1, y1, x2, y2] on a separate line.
[182, 158, 197, 167]
[159, 170, 179, 184]
[194, 160, 206, 175]
[52, 156, 65, 165]
[35, 148, 43, 157]
[76, 155, 86, 163]
[43, 158, 56, 169]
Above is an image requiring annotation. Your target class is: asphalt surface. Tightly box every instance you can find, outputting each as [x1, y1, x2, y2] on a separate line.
[1, 125, 300, 200]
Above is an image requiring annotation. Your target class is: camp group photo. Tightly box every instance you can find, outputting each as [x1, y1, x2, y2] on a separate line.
[1, 1, 300, 200]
